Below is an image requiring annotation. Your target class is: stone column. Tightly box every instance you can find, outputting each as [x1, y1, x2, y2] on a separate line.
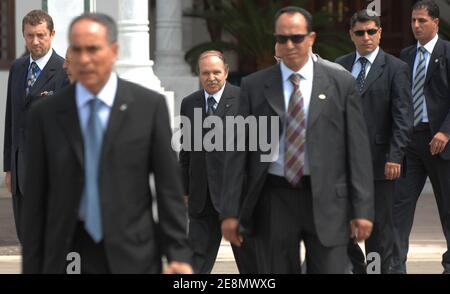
[45, 0, 85, 57]
[154, 0, 198, 117]
[114, 0, 175, 123]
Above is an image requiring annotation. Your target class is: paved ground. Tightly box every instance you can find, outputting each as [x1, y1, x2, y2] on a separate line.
[0, 186, 447, 274]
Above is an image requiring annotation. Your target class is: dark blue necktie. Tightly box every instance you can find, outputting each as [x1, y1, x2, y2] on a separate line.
[26, 62, 39, 96]
[356, 57, 368, 93]
[80, 98, 104, 242]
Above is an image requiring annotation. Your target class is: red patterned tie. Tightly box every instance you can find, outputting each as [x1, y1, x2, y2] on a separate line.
[284, 73, 306, 186]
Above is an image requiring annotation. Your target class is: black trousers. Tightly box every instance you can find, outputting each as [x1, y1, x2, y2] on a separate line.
[392, 124, 450, 273]
[348, 180, 395, 274]
[253, 175, 348, 274]
[71, 222, 111, 274]
[11, 192, 23, 243]
[188, 194, 257, 274]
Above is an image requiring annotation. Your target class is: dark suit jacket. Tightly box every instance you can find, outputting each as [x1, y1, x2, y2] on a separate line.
[179, 83, 240, 217]
[335, 49, 413, 180]
[22, 78, 192, 274]
[222, 58, 374, 247]
[3, 50, 68, 195]
[400, 38, 450, 160]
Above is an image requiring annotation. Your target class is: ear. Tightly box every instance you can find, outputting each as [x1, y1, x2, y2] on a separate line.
[308, 31, 317, 46]
[111, 42, 119, 60]
[434, 18, 440, 27]
[50, 30, 56, 38]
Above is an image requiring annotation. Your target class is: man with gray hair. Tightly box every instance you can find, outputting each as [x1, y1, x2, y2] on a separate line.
[22, 13, 192, 274]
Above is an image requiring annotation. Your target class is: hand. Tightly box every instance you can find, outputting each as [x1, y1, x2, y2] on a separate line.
[183, 195, 188, 207]
[163, 261, 193, 274]
[429, 132, 450, 155]
[4, 172, 11, 194]
[221, 218, 243, 247]
[351, 219, 373, 242]
[384, 162, 401, 180]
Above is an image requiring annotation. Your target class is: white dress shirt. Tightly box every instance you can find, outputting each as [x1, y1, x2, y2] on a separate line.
[28, 48, 54, 78]
[351, 46, 380, 79]
[268, 57, 314, 176]
[76, 72, 118, 136]
[204, 82, 226, 112]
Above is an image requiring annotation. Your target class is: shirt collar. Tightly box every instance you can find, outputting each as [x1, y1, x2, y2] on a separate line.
[280, 56, 314, 83]
[29, 48, 53, 71]
[417, 34, 439, 55]
[76, 72, 118, 109]
[355, 46, 380, 65]
[204, 81, 226, 103]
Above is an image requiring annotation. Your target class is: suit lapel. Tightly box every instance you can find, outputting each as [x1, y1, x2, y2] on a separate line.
[16, 58, 29, 105]
[263, 65, 285, 124]
[425, 39, 444, 85]
[215, 84, 235, 118]
[102, 79, 135, 157]
[406, 47, 417, 78]
[341, 53, 356, 72]
[56, 85, 84, 167]
[361, 49, 385, 95]
[308, 60, 331, 130]
[25, 51, 58, 106]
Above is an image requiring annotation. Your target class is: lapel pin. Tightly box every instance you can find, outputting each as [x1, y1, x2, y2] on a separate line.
[226, 104, 231, 108]
[120, 104, 128, 111]
[435, 59, 439, 63]
[318, 94, 327, 100]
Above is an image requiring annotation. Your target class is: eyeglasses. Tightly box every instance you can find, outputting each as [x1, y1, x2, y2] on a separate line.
[274, 34, 308, 44]
[352, 28, 379, 37]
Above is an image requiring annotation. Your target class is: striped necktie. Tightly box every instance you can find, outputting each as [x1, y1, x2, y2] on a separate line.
[412, 47, 427, 127]
[207, 96, 216, 116]
[284, 73, 306, 186]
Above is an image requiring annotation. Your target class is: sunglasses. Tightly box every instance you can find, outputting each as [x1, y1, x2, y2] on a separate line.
[352, 28, 379, 37]
[274, 34, 308, 44]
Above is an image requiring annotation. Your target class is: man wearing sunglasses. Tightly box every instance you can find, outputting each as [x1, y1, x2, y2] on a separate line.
[336, 10, 413, 274]
[221, 6, 374, 273]
[392, 0, 450, 274]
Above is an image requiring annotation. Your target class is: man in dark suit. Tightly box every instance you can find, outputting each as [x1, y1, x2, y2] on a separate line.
[3, 10, 68, 242]
[22, 13, 192, 274]
[392, 0, 450, 274]
[179, 50, 256, 273]
[221, 6, 374, 274]
[335, 10, 413, 274]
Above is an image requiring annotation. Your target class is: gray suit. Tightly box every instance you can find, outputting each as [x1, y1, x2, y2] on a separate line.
[222, 57, 374, 273]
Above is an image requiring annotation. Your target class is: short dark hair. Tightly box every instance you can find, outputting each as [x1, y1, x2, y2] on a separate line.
[350, 10, 381, 29]
[69, 13, 118, 44]
[274, 6, 313, 33]
[22, 10, 54, 33]
[197, 50, 229, 73]
[412, 0, 440, 19]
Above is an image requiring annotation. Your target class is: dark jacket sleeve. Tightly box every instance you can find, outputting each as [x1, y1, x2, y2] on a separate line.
[150, 96, 192, 265]
[220, 79, 249, 220]
[3, 67, 13, 172]
[345, 80, 375, 221]
[389, 60, 413, 163]
[178, 99, 190, 196]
